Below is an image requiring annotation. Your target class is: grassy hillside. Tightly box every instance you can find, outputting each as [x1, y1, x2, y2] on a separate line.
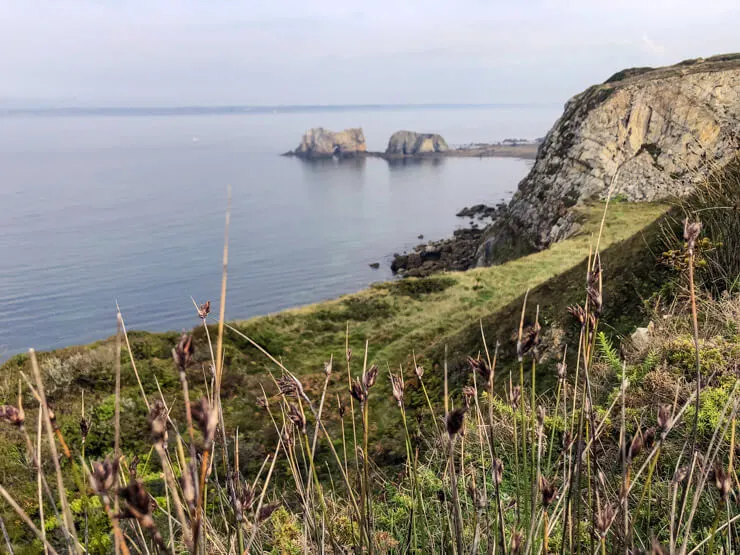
[0, 201, 669, 471]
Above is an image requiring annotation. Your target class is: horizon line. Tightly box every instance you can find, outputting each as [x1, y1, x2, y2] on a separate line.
[0, 102, 563, 117]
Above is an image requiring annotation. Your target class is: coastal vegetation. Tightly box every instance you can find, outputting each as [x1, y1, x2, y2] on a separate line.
[0, 55, 738, 554]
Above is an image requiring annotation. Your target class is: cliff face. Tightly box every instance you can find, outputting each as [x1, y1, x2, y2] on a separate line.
[477, 54, 740, 266]
[386, 130, 449, 155]
[292, 128, 367, 158]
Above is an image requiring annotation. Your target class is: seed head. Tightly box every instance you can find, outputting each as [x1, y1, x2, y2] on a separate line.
[79, 416, 91, 442]
[323, 360, 332, 377]
[568, 304, 586, 327]
[626, 432, 643, 462]
[467, 356, 491, 384]
[539, 476, 557, 508]
[118, 480, 153, 519]
[287, 403, 306, 434]
[683, 219, 702, 253]
[172, 333, 194, 372]
[537, 406, 546, 432]
[197, 300, 211, 320]
[595, 504, 616, 537]
[517, 321, 541, 359]
[493, 458, 504, 485]
[276, 373, 307, 401]
[349, 378, 367, 404]
[657, 404, 672, 431]
[462, 386, 476, 408]
[191, 397, 219, 445]
[587, 256, 603, 316]
[256, 395, 268, 410]
[90, 457, 120, 495]
[390, 372, 405, 407]
[414, 366, 425, 379]
[0, 405, 24, 428]
[445, 408, 467, 437]
[673, 465, 690, 484]
[509, 384, 521, 410]
[510, 530, 524, 555]
[557, 360, 567, 381]
[643, 427, 656, 450]
[363, 365, 379, 390]
[714, 464, 732, 500]
[129, 455, 140, 479]
[147, 399, 169, 446]
[337, 396, 346, 418]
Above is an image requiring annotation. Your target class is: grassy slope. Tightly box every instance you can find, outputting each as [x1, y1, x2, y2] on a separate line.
[0, 201, 669, 479]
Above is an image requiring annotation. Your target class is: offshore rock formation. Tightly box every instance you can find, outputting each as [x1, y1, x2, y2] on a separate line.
[288, 128, 367, 158]
[477, 54, 740, 266]
[385, 131, 449, 156]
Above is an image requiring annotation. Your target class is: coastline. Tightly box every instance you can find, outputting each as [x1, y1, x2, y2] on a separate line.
[283, 142, 539, 160]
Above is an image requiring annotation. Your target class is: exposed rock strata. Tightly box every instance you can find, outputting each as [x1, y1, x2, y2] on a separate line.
[385, 131, 449, 156]
[476, 54, 740, 266]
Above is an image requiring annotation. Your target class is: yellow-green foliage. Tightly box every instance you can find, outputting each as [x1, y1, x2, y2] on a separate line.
[264, 506, 303, 555]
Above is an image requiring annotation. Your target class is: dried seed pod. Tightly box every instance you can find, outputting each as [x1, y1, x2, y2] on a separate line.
[191, 397, 218, 445]
[643, 427, 656, 450]
[47, 405, 58, 430]
[414, 366, 425, 379]
[557, 360, 567, 381]
[517, 321, 542, 359]
[346, 348, 352, 362]
[445, 408, 467, 437]
[287, 403, 306, 434]
[657, 404, 672, 431]
[509, 384, 521, 410]
[628, 433, 643, 461]
[323, 360, 332, 377]
[197, 301, 211, 320]
[256, 395, 268, 410]
[148, 400, 168, 446]
[673, 465, 689, 484]
[537, 406, 546, 431]
[129, 455, 140, 479]
[276, 373, 304, 399]
[79, 416, 90, 442]
[539, 476, 557, 508]
[118, 480, 153, 519]
[349, 378, 367, 404]
[90, 457, 120, 495]
[172, 333, 194, 372]
[363, 365, 379, 390]
[0, 405, 24, 428]
[337, 396, 346, 418]
[683, 219, 702, 253]
[466, 356, 491, 384]
[390, 373, 404, 407]
[714, 464, 732, 500]
[462, 386, 476, 408]
[492, 458, 504, 485]
[510, 530, 524, 555]
[567, 304, 586, 327]
[595, 504, 616, 537]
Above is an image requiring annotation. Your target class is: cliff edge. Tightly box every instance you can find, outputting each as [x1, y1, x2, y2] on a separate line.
[477, 53, 740, 266]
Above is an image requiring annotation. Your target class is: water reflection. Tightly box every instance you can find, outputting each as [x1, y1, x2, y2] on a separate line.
[385, 156, 446, 170]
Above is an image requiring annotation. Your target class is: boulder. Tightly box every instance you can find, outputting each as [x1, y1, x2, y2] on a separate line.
[291, 128, 367, 159]
[386, 131, 449, 156]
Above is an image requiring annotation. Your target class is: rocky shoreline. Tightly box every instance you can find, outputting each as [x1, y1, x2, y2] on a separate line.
[391, 203, 508, 277]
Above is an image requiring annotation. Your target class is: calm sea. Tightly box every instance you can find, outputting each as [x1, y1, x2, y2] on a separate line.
[0, 105, 561, 358]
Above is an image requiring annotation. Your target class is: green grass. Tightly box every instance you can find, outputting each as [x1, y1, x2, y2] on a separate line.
[0, 201, 669, 473]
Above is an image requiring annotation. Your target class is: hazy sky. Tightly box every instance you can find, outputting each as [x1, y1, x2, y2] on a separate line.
[1, 1, 738, 107]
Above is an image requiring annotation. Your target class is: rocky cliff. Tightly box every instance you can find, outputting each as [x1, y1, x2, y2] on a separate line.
[386, 130, 449, 156]
[477, 54, 740, 266]
[290, 127, 367, 158]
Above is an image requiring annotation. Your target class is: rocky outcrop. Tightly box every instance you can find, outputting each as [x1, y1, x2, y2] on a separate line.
[386, 131, 449, 156]
[476, 54, 740, 266]
[289, 128, 367, 158]
[391, 228, 484, 277]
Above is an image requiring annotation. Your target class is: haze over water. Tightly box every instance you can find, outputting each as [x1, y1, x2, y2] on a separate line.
[0, 105, 560, 358]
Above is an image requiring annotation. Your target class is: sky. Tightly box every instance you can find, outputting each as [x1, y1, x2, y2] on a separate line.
[0, 1, 738, 107]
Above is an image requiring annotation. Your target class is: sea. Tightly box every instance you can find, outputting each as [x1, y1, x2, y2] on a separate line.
[0, 104, 562, 359]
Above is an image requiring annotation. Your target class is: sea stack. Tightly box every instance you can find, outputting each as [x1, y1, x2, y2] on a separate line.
[288, 127, 367, 159]
[385, 131, 449, 156]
